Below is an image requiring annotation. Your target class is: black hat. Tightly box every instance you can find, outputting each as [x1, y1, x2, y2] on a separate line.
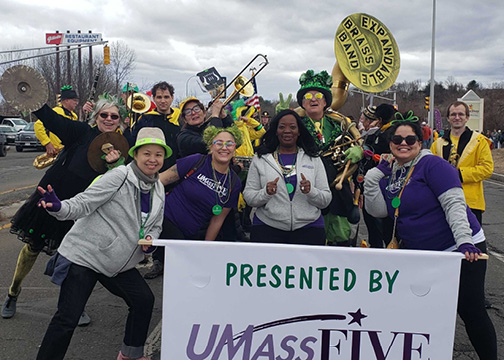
[60, 85, 78, 100]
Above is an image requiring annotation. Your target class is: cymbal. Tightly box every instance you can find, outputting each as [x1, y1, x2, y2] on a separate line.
[0, 65, 49, 113]
[87, 132, 129, 174]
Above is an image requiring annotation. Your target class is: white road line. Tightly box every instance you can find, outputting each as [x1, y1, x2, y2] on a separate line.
[488, 250, 504, 263]
[484, 179, 504, 187]
[145, 319, 162, 357]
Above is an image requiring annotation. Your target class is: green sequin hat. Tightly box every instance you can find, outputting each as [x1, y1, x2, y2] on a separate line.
[296, 70, 332, 109]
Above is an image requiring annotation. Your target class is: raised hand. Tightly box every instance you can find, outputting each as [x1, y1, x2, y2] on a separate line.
[276, 92, 293, 113]
[266, 177, 280, 195]
[37, 185, 62, 212]
[300, 173, 311, 194]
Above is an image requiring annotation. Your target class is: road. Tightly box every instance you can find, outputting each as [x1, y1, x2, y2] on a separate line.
[0, 151, 503, 359]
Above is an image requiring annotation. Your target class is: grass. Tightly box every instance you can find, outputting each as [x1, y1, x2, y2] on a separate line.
[492, 149, 504, 174]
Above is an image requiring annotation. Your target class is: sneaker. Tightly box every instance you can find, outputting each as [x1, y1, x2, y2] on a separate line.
[144, 260, 163, 279]
[78, 311, 91, 326]
[117, 351, 151, 360]
[1, 294, 18, 319]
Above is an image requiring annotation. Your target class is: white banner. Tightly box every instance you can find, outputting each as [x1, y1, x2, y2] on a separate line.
[154, 240, 462, 360]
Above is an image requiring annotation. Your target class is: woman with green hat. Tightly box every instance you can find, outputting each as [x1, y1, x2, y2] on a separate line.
[35, 127, 169, 360]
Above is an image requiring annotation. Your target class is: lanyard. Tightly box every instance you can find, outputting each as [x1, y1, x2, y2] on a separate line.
[139, 189, 154, 239]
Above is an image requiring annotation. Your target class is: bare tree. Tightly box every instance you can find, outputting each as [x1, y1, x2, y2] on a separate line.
[107, 40, 136, 94]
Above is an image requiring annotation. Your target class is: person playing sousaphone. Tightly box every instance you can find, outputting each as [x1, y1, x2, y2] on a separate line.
[295, 70, 363, 246]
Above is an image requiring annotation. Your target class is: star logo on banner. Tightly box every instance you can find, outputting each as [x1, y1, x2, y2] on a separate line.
[348, 308, 367, 326]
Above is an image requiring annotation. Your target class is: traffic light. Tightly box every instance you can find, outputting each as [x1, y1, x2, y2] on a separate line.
[424, 97, 430, 110]
[103, 45, 110, 65]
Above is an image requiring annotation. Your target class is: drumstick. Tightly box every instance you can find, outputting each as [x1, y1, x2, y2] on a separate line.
[138, 239, 153, 246]
[466, 253, 489, 260]
[335, 161, 352, 190]
[353, 188, 361, 205]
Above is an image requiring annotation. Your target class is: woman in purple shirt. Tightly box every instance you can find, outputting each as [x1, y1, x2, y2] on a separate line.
[159, 125, 242, 240]
[364, 113, 496, 360]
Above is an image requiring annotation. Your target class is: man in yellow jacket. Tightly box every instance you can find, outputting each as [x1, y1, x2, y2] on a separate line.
[34, 85, 79, 156]
[431, 101, 493, 224]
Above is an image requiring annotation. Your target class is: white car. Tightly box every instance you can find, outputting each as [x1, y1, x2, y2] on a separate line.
[1, 118, 28, 132]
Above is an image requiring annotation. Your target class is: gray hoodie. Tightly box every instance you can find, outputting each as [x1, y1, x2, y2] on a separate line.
[52, 164, 165, 277]
[243, 149, 331, 231]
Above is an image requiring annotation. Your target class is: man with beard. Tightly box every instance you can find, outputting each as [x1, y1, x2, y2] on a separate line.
[131, 81, 181, 171]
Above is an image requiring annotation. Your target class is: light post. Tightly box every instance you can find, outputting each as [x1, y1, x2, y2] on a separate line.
[185, 75, 198, 98]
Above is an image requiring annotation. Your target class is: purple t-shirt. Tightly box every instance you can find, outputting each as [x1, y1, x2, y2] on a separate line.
[164, 154, 241, 238]
[378, 155, 481, 251]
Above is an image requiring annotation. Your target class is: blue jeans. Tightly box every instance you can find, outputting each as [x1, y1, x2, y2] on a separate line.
[36, 263, 154, 360]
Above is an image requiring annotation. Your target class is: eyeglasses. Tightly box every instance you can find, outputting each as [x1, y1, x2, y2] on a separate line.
[183, 105, 202, 116]
[99, 112, 120, 120]
[391, 135, 418, 145]
[213, 140, 236, 149]
[303, 92, 324, 101]
[449, 112, 467, 118]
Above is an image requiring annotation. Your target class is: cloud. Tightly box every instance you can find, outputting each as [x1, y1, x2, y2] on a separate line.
[1, 0, 503, 102]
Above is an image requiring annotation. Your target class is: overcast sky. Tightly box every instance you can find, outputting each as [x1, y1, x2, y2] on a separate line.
[1, 0, 503, 104]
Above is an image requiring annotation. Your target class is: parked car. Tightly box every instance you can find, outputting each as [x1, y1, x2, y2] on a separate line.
[0, 133, 6, 157]
[0, 125, 17, 144]
[1, 118, 28, 132]
[15, 122, 44, 152]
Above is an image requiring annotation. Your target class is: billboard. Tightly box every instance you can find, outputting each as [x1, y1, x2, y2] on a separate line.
[45, 32, 103, 45]
[154, 241, 463, 359]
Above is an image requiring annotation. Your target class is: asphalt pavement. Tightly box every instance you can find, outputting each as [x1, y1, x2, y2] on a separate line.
[0, 163, 503, 359]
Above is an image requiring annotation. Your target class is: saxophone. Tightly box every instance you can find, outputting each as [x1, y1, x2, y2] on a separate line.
[33, 147, 62, 169]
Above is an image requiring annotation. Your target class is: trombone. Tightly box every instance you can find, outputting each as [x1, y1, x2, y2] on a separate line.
[211, 54, 269, 107]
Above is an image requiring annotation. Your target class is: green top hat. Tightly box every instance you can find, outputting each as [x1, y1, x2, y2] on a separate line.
[296, 70, 332, 110]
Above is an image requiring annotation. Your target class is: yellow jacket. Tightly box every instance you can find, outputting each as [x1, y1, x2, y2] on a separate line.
[431, 129, 493, 211]
[35, 106, 78, 148]
[235, 118, 265, 157]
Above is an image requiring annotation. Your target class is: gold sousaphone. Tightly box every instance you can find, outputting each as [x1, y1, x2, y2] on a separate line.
[298, 13, 400, 186]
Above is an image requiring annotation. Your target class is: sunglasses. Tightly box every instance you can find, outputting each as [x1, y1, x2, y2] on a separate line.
[303, 92, 324, 101]
[213, 140, 236, 149]
[99, 112, 120, 120]
[183, 105, 202, 116]
[391, 135, 418, 145]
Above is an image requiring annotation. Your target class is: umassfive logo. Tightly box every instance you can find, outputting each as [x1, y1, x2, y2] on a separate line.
[185, 310, 431, 360]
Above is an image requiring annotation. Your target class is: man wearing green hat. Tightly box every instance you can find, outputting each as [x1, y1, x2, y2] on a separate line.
[296, 70, 363, 246]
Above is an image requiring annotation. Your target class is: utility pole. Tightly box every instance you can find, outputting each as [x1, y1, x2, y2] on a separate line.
[428, 0, 436, 128]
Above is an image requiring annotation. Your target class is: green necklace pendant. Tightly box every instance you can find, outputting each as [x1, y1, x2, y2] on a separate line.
[391, 197, 401, 209]
[286, 183, 294, 194]
[212, 204, 223, 215]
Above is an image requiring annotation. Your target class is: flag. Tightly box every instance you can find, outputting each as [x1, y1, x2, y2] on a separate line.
[244, 77, 260, 110]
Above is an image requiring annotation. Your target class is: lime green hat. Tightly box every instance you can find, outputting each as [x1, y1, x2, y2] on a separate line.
[129, 127, 172, 159]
